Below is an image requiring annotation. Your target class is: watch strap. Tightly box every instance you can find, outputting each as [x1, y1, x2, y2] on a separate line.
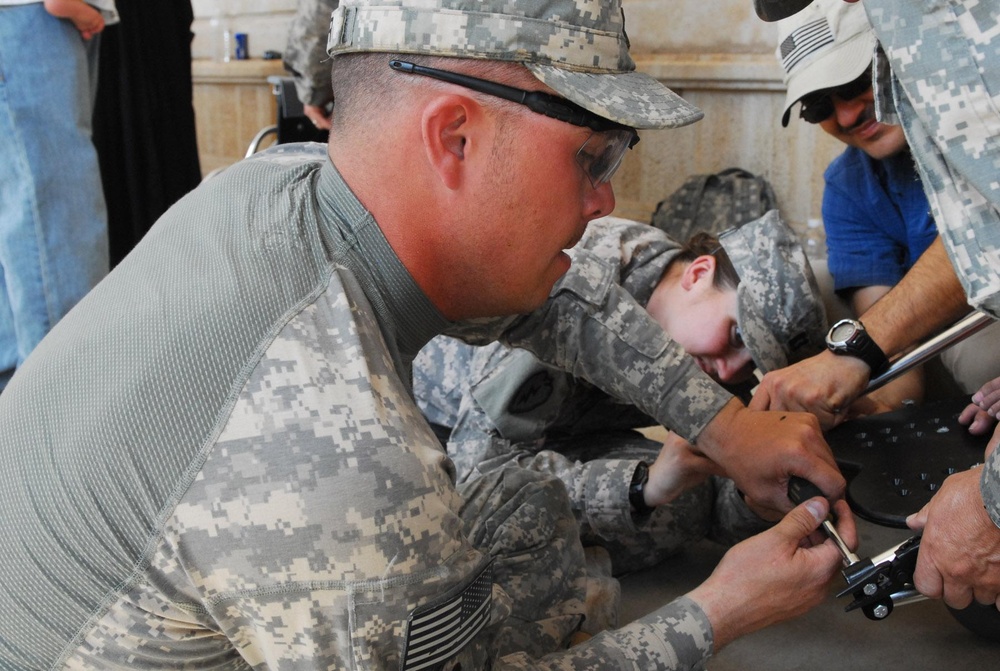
[851, 329, 890, 377]
[828, 319, 889, 377]
[629, 461, 655, 520]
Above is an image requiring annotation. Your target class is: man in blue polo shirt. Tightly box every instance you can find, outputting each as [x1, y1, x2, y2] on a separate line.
[775, 0, 1000, 412]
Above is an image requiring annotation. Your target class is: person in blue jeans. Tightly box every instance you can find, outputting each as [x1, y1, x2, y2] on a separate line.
[773, 0, 1000, 413]
[0, 0, 118, 390]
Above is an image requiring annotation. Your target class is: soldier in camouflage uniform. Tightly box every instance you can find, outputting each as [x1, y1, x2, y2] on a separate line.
[284, 0, 338, 129]
[414, 213, 828, 576]
[0, 1, 852, 668]
[753, 0, 1000, 612]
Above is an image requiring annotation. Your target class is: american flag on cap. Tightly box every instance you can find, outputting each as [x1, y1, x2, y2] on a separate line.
[400, 561, 494, 671]
[780, 18, 834, 74]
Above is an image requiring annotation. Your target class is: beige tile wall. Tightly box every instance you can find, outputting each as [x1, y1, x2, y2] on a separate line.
[192, 59, 286, 177]
[190, 0, 843, 250]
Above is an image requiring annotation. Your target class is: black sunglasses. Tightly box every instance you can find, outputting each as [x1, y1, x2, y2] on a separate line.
[798, 69, 873, 124]
[388, 59, 639, 146]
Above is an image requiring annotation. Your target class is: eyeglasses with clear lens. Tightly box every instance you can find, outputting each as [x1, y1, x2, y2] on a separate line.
[576, 129, 636, 187]
[798, 69, 873, 124]
[389, 59, 639, 187]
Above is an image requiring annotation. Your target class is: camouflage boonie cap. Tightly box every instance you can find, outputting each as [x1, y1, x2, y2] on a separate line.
[326, 0, 703, 130]
[721, 210, 828, 373]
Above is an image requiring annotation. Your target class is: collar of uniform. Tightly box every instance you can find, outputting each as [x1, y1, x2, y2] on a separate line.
[315, 158, 450, 360]
[620, 239, 680, 306]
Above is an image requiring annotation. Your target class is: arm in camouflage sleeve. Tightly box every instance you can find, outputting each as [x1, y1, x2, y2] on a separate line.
[983, 448, 1000, 529]
[494, 496, 847, 670]
[283, 0, 338, 108]
[445, 220, 843, 515]
[499, 250, 732, 443]
[863, 0, 1000, 319]
[424, 335, 645, 536]
[458, 435, 646, 540]
[443, 219, 734, 443]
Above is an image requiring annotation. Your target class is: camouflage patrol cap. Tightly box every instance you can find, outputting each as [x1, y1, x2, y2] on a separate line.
[720, 210, 828, 373]
[326, 0, 703, 130]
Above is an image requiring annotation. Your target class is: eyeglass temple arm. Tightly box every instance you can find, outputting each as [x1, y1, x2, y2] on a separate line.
[389, 60, 529, 105]
[388, 59, 635, 139]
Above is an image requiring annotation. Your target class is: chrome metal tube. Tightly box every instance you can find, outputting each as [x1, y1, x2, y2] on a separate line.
[866, 312, 995, 393]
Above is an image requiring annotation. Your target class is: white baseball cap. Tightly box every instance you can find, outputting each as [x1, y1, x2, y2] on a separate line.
[775, 0, 877, 127]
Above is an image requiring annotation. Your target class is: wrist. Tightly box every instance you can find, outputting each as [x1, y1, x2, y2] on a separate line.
[687, 580, 743, 650]
[825, 319, 890, 378]
[693, 398, 744, 463]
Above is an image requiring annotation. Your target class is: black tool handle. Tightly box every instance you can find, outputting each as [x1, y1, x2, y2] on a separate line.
[788, 476, 861, 565]
[788, 476, 825, 504]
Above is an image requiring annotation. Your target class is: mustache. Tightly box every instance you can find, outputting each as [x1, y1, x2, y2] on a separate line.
[842, 104, 877, 133]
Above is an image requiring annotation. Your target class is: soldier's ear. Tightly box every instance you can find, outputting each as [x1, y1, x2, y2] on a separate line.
[421, 93, 484, 190]
[680, 255, 717, 290]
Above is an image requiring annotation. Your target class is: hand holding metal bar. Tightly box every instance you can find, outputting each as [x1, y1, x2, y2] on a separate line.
[787, 477, 860, 565]
[786, 477, 926, 619]
[867, 311, 994, 393]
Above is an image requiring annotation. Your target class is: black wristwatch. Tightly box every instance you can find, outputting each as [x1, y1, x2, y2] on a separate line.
[825, 318, 890, 377]
[629, 461, 656, 520]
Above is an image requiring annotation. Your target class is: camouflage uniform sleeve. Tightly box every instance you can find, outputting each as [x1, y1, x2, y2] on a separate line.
[426, 338, 640, 536]
[412, 334, 478, 429]
[864, 0, 1000, 532]
[865, 0, 1000, 318]
[981, 447, 1000, 529]
[497, 595, 713, 670]
[469, 445, 643, 538]
[500, 252, 731, 443]
[445, 219, 732, 442]
[283, 0, 338, 107]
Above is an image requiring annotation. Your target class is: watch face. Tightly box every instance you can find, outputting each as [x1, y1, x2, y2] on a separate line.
[830, 321, 858, 343]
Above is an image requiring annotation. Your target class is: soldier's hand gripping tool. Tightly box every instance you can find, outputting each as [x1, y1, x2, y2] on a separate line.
[787, 476, 860, 565]
[787, 476, 926, 621]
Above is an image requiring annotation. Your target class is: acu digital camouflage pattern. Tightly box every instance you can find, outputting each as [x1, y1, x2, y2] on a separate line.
[326, 0, 703, 130]
[650, 167, 778, 242]
[720, 210, 828, 373]
[415, 331, 772, 574]
[858, 0, 1000, 527]
[284, 0, 339, 107]
[414, 219, 774, 575]
[0, 145, 723, 669]
[445, 218, 734, 445]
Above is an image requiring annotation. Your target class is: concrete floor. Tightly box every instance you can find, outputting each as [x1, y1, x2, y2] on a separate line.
[619, 516, 1000, 670]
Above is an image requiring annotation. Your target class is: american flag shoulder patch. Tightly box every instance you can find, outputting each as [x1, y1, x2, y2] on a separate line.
[400, 560, 494, 671]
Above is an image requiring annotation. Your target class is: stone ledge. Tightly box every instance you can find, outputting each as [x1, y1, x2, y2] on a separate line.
[191, 53, 783, 90]
[192, 58, 287, 85]
[633, 53, 785, 91]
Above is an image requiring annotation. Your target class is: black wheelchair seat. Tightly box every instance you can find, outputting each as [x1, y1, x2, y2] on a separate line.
[826, 396, 988, 528]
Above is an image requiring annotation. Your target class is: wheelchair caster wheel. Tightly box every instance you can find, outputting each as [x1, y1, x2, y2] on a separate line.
[947, 602, 1000, 642]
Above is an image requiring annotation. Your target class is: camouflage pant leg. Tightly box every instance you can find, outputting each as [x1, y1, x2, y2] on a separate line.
[457, 466, 593, 658]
